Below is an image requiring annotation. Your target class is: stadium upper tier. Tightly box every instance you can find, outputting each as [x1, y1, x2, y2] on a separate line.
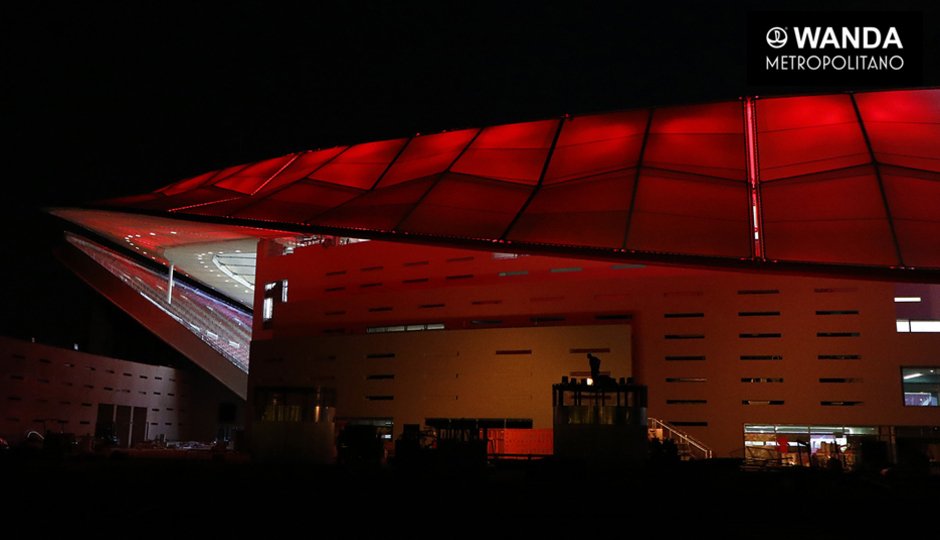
[67, 234, 252, 372]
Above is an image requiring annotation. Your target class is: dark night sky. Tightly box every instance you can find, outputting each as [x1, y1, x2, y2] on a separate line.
[3, 1, 939, 359]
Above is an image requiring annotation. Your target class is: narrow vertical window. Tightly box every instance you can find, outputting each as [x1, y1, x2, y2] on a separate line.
[263, 280, 287, 324]
[262, 297, 274, 322]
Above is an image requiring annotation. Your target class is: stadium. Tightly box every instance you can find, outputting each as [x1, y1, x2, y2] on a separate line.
[5, 87, 939, 468]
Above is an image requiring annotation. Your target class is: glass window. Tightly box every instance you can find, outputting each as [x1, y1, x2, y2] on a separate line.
[902, 367, 940, 407]
[262, 297, 274, 322]
[743, 424, 877, 468]
[262, 279, 288, 323]
[255, 387, 336, 423]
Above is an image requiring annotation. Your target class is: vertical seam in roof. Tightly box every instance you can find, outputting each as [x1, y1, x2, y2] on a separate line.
[158, 161, 252, 196]
[499, 117, 565, 241]
[391, 128, 484, 232]
[249, 153, 304, 195]
[169, 196, 244, 213]
[207, 161, 258, 189]
[368, 137, 414, 191]
[622, 107, 655, 250]
[849, 93, 906, 267]
[744, 97, 766, 260]
[226, 146, 353, 216]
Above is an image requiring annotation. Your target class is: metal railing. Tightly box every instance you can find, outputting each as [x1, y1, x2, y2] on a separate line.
[648, 417, 713, 460]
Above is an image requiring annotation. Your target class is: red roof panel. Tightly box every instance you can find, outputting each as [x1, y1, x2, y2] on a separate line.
[757, 95, 869, 181]
[309, 138, 407, 189]
[450, 119, 559, 185]
[212, 154, 298, 194]
[158, 168, 228, 196]
[314, 177, 436, 231]
[882, 167, 940, 267]
[543, 110, 648, 185]
[507, 170, 634, 248]
[643, 101, 746, 180]
[377, 129, 478, 188]
[626, 169, 749, 257]
[398, 174, 533, 238]
[254, 147, 348, 195]
[236, 182, 361, 224]
[856, 88, 940, 172]
[761, 166, 897, 265]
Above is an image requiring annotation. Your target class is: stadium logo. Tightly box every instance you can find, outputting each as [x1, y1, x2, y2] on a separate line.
[789, 26, 902, 49]
[766, 27, 787, 49]
[748, 12, 922, 86]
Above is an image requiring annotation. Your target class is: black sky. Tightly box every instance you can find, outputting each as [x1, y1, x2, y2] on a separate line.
[3, 1, 939, 356]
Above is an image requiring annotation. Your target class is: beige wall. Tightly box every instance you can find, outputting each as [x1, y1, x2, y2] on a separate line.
[251, 324, 630, 436]
[253, 239, 940, 457]
[0, 336, 227, 444]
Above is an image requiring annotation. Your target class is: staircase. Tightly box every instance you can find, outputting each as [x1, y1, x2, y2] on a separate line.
[648, 417, 713, 460]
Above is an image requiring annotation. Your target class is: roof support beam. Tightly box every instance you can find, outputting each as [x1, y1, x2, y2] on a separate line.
[850, 93, 906, 268]
[499, 117, 565, 241]
[391, 128, 484, 231]
[622, 107, 654, 249]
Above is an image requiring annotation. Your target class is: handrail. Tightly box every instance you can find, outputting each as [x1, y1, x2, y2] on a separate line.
[648, 417, 713, 460]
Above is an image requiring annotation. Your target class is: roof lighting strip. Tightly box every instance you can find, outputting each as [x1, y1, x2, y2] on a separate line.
[744, 97, 765, 260]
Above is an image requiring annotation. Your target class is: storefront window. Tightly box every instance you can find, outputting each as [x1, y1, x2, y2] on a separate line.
[744, 424, 877, 468]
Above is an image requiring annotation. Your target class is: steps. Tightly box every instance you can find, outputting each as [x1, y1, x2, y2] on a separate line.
[648, 417, 713, 460]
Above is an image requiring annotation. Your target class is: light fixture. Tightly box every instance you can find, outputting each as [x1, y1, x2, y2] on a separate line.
[894, 297, 923, 303]
[903, 372, 923, 380]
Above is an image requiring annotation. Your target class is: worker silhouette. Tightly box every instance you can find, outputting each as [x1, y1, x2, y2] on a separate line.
[587, 353, 601, 384]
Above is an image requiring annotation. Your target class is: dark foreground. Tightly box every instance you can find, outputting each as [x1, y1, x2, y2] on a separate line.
[2, 453, 937, 536]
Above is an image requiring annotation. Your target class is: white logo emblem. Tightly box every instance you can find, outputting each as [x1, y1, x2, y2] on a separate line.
[766, 27, 788, 49]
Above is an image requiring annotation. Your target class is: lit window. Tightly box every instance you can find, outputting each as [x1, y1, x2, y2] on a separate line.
[366, 322, 445, 334]
[262, 280, 289, 324]
[262, 297, 274, 322]
[901, 367, 939, 407]
[896, 319, 940, 333]
[493, 252, 527, 260]
[910, 320, 940, 333]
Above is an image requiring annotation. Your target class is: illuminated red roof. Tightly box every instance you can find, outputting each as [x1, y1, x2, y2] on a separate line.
[73, 88, 940, 277]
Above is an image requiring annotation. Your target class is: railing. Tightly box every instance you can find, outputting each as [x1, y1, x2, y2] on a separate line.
[648, 417, 713, 460]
